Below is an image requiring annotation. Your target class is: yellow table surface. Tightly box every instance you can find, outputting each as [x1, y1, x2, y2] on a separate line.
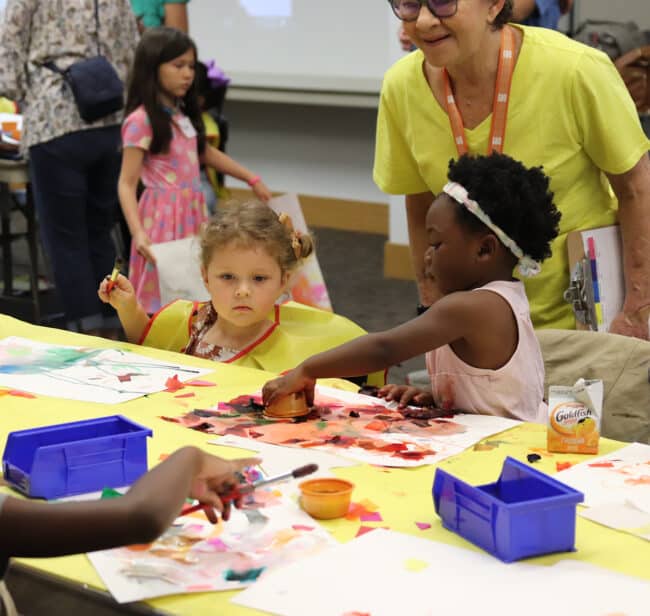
[1, 315, 649, 615]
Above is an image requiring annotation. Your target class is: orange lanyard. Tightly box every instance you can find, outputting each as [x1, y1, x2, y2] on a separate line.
[442, 27, 516, 155]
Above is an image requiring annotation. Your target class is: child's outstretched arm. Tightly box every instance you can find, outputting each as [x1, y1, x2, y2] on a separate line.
[118, 147, 156, 264]
[202, 145, 272, 202]
[0, 447, 259, 559]
[262, 292, 478, 407]
[98, 273, 149, 343]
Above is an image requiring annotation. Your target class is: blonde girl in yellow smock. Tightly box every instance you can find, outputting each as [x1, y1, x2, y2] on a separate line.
[376, 0, 650, 339]
[98, 201, 384, 385]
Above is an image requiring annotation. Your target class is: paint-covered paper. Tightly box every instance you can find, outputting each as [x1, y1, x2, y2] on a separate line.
[554, 442, 650, 508]
[166, 385, 520, 468]
[88, 490, 335, 603]
[0, 337, 212, 404]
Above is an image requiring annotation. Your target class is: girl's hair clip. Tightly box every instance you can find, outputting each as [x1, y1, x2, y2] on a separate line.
[205, 60, 231, 89]
[277, 212, 302, 260]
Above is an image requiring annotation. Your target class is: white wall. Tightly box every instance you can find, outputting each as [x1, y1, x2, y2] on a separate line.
[216, 1, 649, 247]
[224, 102, 384, 204]
[221, 5, 400, 207]
[189, 0, 394, 94]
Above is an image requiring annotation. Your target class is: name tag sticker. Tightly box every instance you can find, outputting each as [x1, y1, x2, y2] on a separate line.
[177, 117, 196, 138]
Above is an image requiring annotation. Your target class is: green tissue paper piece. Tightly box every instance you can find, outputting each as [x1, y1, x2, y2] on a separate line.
[101, 487, 123, 500]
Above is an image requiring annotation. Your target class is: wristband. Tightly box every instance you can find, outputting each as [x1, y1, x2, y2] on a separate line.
[247, 175, 262, 187]
[416, 303, 430, 316]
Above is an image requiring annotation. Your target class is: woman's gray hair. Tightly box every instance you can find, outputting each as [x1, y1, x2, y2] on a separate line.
[493, 0, 514, 29]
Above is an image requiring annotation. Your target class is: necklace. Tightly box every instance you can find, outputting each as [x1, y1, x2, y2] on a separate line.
[442, 26, 516, 155]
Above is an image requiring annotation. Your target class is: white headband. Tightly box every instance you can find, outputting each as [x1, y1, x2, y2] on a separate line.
[442, 182, 541, 278]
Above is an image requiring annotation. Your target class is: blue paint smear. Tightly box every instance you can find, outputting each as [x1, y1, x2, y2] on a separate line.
[0, 348, 106, 374]
[223, 567, 266, 582]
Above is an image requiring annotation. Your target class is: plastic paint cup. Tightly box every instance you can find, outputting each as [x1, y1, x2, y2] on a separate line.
[299, 478, 354, 520]
[264, 391, 309, 419]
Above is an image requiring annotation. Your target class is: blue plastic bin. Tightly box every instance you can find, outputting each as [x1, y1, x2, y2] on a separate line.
[433, 456, 584, 562]
[2, 415, 152, 500]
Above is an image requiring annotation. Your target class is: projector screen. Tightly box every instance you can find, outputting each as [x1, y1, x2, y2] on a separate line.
[188, 0, 395, 94]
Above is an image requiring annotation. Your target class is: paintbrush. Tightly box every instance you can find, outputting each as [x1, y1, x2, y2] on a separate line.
[181, 463, 319, 516]
[105, 257, 124, 293]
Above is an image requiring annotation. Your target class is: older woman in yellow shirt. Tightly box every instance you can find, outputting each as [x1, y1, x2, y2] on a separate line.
[375, 0, 650, 339]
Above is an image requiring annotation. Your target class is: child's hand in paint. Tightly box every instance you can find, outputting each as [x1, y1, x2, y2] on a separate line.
[378, 383, 434, 409]
[262, 366, 316, 409]
[98, 273, 137, 312]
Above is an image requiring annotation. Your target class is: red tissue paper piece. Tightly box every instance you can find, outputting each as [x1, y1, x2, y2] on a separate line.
[364, 419, 389, 432]
[415, 522, 431, 531]
[346, 502, 378, 520]
[117, 373, 140, 383]
[165, 375, 184, 392]
[355, 526, 388, 538]
[174, 393, 196, 399]
[360, 511, 383, 522]
[7, 389, 36, 399]
[588, 462, 614, 468]
[185, 379, 216, 387]
[291, 524, 315, 532]
[556, 461, 574, 472]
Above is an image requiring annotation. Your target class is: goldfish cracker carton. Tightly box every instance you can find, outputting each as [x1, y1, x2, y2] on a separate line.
[548, 378, 603, 454]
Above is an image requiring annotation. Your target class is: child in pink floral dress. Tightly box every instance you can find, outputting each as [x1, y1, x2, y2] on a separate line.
[119, 28, 271, 313]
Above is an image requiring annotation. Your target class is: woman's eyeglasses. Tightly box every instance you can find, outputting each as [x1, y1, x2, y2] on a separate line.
[388, 0, 458, 22]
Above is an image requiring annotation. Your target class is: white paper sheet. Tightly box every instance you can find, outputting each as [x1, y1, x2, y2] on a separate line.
[554, 442, 650, 507]
[234, 529, 650, 616]
[0, 336, 212, 404]
[150, 236, 210, 306]
[580, 501, 650, 541]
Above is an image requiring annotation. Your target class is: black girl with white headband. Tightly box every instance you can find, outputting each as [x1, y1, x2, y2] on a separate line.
[263, 153, 562, 423]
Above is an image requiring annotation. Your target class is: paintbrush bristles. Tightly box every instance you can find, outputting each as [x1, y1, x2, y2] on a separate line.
[292, 463, 318, 478]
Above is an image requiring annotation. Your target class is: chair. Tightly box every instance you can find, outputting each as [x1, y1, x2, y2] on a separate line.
[536, 329, 650, 444]
[0, 159, 41, 322]
[615, 44, 650, 114]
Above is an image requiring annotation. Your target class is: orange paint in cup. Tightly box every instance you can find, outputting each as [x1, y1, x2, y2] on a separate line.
[299, 478, 354, 520]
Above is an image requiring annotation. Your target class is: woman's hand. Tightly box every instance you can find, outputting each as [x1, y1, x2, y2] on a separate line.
[262, 367, 316, 408]
[190, 455, 261, 522]
[378, 383, 434, 409]
[133, 230, 157, 264]
[252, 180, 272, 203]
[97, 273, 137, 312]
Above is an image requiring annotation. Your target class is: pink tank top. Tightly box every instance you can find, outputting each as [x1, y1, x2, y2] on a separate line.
[425, 280, 546, 423]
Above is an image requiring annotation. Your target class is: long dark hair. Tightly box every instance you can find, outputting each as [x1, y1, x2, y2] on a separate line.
[125, 27, 206, 155]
